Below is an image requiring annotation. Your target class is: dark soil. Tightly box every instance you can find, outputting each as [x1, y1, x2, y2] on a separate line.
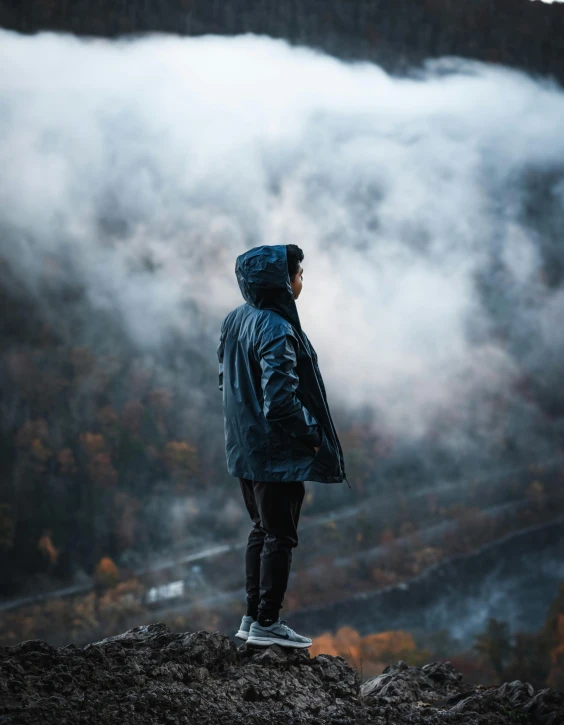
[0, 622, 562, 724]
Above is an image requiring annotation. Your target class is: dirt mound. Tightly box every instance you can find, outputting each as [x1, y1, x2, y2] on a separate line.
[0, 622, 562, 724]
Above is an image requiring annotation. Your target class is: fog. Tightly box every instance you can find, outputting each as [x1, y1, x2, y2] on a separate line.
[1, 28, 564, 461]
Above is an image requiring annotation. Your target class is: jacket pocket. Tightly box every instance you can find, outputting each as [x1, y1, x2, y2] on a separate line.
[293, 432, 318, 458]
[312, 426, 339, 475]
[313, 426, 328, 459]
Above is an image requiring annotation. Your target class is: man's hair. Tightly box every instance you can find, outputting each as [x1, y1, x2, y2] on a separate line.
[285, 244, 304, 281]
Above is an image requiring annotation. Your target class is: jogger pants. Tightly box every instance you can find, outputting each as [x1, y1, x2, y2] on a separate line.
[238, 477, 305, 626]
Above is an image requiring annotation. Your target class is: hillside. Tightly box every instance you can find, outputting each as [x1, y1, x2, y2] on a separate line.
[1, 0, 564, 86]
[1, 622, 563, 724]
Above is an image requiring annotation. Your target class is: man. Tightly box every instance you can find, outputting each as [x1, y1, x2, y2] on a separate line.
[217, 243, 349, 648]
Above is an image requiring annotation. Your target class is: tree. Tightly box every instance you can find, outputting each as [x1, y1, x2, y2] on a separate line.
[541, 582, 564, 690]
[473, 617, 513, 680]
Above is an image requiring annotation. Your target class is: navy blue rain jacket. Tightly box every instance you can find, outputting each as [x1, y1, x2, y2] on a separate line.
[217, 244, 349, 486]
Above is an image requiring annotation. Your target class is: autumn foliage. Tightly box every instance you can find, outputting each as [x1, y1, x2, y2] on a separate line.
[311, 626, 430, 679]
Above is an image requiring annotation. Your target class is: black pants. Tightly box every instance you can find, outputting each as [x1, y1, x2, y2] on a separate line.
[239, 477, 305, 626]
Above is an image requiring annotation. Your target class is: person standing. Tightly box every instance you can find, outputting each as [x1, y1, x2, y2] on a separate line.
[217, 244, 349, 648]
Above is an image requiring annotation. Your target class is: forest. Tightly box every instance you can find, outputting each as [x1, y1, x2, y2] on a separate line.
[2, 243, 562, 603]
[0, 250, 382, 598]
[309, 583, 564, 691]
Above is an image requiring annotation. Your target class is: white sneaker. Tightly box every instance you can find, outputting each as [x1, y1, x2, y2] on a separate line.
[235, 614, 255, 640]
[247, 618, 312, 648]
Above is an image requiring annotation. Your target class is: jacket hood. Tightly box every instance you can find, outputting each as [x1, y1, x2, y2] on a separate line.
[235, 244, 304, 335]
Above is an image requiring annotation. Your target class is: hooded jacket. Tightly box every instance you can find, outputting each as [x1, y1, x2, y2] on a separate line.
[217, 244, 350, 487]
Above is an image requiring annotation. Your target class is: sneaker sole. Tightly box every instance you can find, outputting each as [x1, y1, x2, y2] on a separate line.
[247, 635, 312, 649]
[235, 630, 249, 640]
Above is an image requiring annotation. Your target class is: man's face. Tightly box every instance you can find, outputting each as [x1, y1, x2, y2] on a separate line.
[290, 263, 303, 300]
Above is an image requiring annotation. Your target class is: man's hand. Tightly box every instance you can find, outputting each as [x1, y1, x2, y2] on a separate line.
[312, 426, 322, 453]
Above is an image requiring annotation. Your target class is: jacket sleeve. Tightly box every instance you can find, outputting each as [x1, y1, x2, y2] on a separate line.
[259, 332, 322, 448]
[217, 330, 225, 392]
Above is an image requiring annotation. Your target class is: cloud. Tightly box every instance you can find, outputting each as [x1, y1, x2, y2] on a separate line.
[1, 29, 563, 458]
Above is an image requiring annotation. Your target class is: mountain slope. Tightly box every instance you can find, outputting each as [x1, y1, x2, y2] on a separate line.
[1, 1, 564, 85]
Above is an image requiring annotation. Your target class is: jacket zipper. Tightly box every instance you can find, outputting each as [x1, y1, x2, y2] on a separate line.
[299, 331, 352, 490]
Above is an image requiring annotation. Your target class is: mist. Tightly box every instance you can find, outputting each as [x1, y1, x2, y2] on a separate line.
[2, 30, 564, 473]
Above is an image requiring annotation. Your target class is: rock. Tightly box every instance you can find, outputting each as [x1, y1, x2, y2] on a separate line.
[361, 659, 466, 705]
[90, 622, 175, 649]
[0, 625, 562, 724]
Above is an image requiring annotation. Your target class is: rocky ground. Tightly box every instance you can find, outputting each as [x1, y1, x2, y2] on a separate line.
[0, 623, 562, 725]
